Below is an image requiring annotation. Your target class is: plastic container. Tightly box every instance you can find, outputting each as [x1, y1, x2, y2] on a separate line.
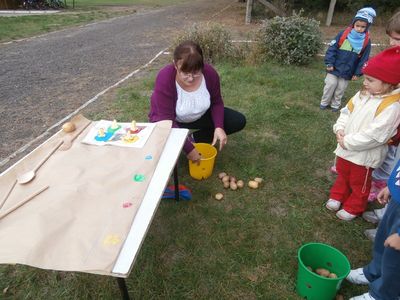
[296, 243, 350, 300]
[188, 143, 217, 180]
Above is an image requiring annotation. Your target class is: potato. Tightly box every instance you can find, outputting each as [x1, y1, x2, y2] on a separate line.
[62, 122, 76, 133]
[328, 273, 337, 278]
[315, 268, 330, 277]
[248, 180, 259, 189]
[215, 193, 224, 200]
[335, 294, 344, 300]
[218, 172, 227, 179]
[230, 182, 237, 190]
[254, 177, 263, 183]
[222, 175, 230, 183]
[223, 181, 230, 189]
[236, 180, 244, 188]
[229, 176, 237, 183]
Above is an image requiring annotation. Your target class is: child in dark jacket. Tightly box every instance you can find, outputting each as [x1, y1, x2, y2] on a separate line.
[320, 7, 376, 112]
[346, 158, 400, 300]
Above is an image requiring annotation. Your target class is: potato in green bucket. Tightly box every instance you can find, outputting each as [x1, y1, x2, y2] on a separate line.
[296, 243, 350, 300]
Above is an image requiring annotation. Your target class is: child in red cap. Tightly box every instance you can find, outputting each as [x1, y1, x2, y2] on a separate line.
[325, 46, 400, 221]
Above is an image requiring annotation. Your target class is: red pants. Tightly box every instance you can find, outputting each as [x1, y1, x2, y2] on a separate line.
[329, 157, 373, 215]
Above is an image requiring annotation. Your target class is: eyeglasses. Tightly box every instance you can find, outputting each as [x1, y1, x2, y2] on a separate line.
[179, 70, 202, 80]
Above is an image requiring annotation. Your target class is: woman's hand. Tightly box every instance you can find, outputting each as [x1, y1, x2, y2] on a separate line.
[377, 187, 391, 205]
[212, 127, 227, 151]
[187, 148, 201, 164]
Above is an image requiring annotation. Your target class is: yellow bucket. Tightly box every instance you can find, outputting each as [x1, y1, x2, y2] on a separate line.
[188, 143, 217, 180]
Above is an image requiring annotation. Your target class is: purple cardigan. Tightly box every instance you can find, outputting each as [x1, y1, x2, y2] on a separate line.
[148, 63, 225, 154]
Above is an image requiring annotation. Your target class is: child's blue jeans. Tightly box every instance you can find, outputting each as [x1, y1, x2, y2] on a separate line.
[363, 200, 400, 300]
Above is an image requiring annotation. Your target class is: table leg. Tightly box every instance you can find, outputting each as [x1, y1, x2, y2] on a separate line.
[116, 277, 130, 300]
[173, 164, 179, 202]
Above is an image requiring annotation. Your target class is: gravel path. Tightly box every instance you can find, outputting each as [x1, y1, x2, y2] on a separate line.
[0, 0, 234, 172]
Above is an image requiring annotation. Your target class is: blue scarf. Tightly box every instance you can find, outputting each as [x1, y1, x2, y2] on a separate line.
[347, 29, 366, 54]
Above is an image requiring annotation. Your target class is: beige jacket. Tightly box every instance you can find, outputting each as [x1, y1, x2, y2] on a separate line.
[333, 88, 400, 168]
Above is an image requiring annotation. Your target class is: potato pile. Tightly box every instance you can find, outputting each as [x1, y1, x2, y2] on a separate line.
[214, 172, 263, 200]
[307, 266, 337, 278]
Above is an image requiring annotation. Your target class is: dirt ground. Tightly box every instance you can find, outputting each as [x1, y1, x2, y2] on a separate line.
[0, 1, 389, 173]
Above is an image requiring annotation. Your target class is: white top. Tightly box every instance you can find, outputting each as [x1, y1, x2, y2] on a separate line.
[175, 75, 211, 123]
[333, 88, 400, 168]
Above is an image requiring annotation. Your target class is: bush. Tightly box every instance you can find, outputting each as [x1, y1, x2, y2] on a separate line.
[174, 23, 235, 64]
[257, 12, 322, 65]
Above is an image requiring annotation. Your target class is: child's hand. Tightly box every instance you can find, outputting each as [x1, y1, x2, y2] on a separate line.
[326, 66, 334, 72]
[377, 187, 391, 205]
[338, 138, 346, 149]
[336, 130, 345, 139]
[384, 233, 400, 250]
[351, 75, 359, 81]
[336, 130, 346, 148]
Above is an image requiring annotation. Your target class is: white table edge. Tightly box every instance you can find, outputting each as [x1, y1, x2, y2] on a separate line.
[111, 128, 188, 276]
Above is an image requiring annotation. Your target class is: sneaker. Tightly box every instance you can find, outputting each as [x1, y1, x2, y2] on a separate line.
[330, 165, 338, 174]
[364, 229, 377, 242]
[346, 268, 369, 285]
[362, 211, 379, 224]
[325, 199, 341, 211]
[349, 292, 376, 300]
[320, 104, 330, 110]
[331, 107, 341, 112]
[375, 206, 387, 220]
[336, 209, 357, 221]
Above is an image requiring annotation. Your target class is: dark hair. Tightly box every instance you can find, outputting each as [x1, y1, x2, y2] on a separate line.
[173, 41, 204, 73]
[386, 11, 400, 35]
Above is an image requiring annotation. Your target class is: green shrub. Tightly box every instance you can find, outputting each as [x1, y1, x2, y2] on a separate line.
[257, 12, 322, 65]
[174, 23, 235, 63]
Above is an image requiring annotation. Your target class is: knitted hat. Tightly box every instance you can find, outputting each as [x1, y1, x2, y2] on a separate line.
[362, 46, 400, 85]
[353, 7, 376, 26]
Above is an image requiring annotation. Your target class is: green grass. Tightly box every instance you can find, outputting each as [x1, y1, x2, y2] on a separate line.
[0, 0, 188, 43]
[0, 58, 376, 299]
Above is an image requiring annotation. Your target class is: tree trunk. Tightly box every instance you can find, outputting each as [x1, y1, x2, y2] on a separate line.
[245, 0, 253, 24]
[326, 0, 337, 26]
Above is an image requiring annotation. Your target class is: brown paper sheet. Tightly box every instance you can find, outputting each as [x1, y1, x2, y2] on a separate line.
[0, 115, 172, 275]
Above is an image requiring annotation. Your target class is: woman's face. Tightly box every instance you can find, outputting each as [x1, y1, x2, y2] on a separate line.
[174, 60, 202, 87]
[363, 75, 391, 95]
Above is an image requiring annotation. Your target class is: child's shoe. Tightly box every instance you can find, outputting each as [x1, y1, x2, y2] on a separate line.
[330, 165, 338, 174]
[346, 268, 369, 285]
[325, 199, 341, 211]
[362, 211, 379, 224]
[349, 292, 376, 300]
[320, 104, 329, 110]
[364, 229, 377, 242]
[336, 209, 357, 221]
[331, 107, 341, 112]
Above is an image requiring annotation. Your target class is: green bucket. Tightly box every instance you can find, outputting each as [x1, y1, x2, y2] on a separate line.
[296, 243, 350, 300]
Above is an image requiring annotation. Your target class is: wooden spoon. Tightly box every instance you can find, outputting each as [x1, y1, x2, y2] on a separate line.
[17, 140, 63, 185]
[59, 121, 91, 151]
[0, 185, 49, 220]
